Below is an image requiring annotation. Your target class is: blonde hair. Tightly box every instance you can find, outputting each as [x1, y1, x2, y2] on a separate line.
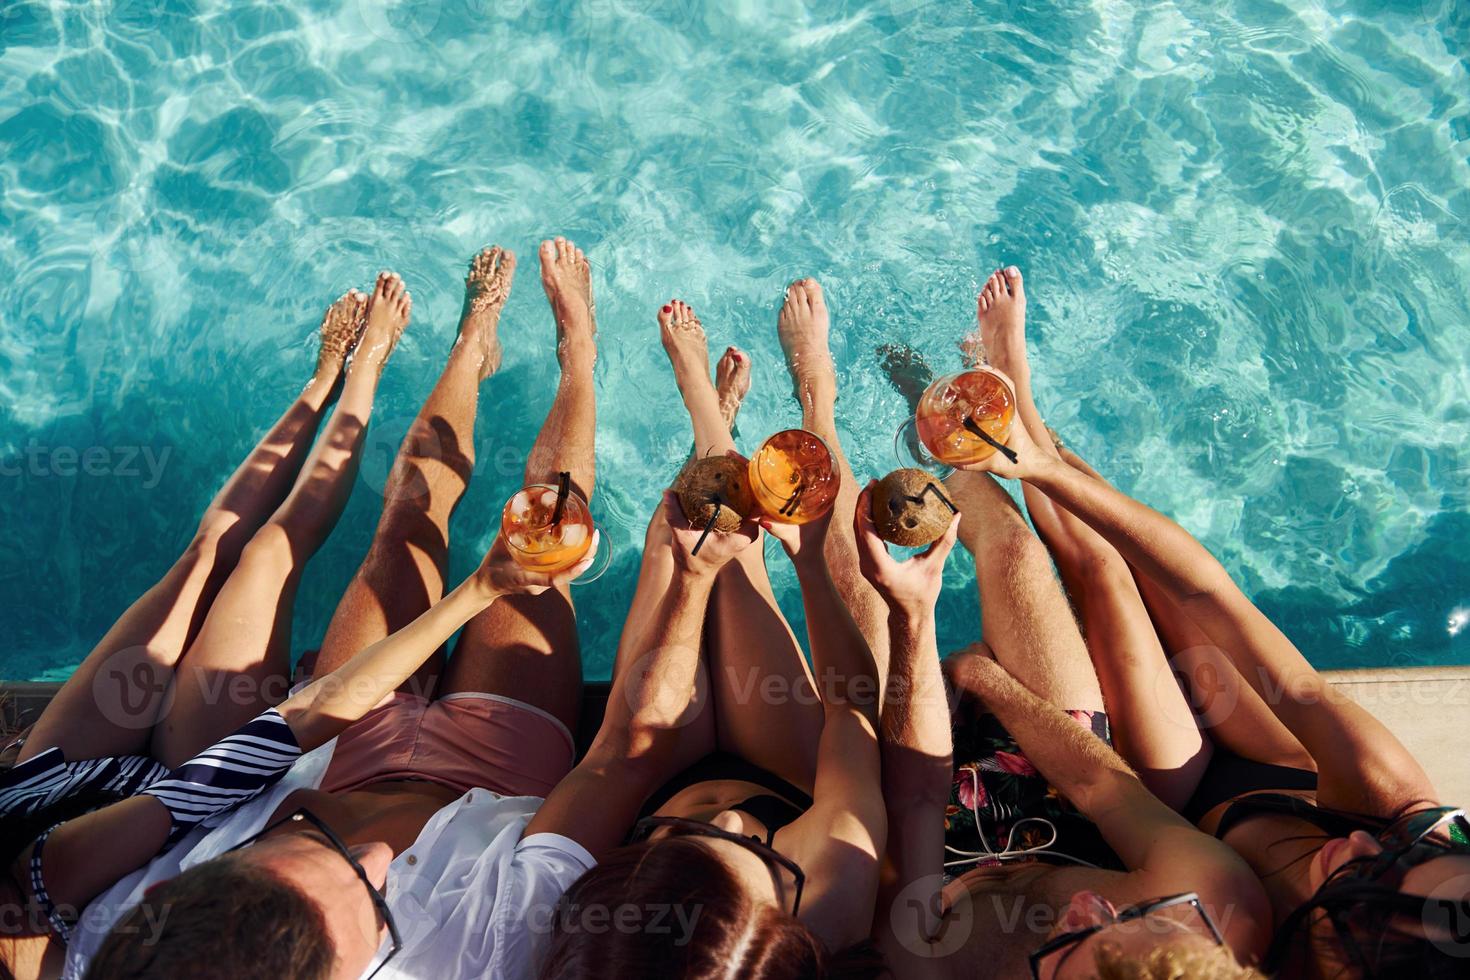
[1091, 940, 1266, 980]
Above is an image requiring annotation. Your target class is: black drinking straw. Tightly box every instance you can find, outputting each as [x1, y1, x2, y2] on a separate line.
[963, 418, 1019, 465]
[550, 471, 572, 524]
[917, 482, 959, 514]
[779, 483, 805, 517]
[691, 498, 721, 556]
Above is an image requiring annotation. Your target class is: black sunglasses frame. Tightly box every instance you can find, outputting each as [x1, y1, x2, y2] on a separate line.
[228, 807, 403, 979]
[632, 815, 807, 917]
[1360, 807, 1470, 880]
[1027, 892, 1224, 980]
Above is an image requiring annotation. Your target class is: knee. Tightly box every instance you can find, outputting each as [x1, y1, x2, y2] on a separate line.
[190, 511, 245, 562]
[979, 521, 1050, 573]
[1069, 549, 1135, 591]
[238, 523, 299, 572]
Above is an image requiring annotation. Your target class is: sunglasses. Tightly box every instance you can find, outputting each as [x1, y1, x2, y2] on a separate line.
[228, 808, 403, 979]
[1028, 892, 1224, 980]
[631, 816, 806, 917]
[1330, 807, 1470, 886]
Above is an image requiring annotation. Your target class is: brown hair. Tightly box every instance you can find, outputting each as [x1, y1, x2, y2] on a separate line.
[540, 837, 887, 979]
[85, 854, 333, 979]
[1092, 940, 1266, 979]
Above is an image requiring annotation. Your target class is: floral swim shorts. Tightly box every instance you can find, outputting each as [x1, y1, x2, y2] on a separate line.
[944, 705, 1123, 875]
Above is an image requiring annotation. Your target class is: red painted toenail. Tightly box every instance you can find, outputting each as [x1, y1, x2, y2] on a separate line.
[662, 305, 672, 313]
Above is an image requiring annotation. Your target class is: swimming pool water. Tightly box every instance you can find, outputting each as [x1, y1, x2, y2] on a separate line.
[1, 0, 1467, 682]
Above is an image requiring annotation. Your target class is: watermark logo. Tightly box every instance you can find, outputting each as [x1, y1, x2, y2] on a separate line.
[618, 644, 709, 730]
[91, 646, 175, 731]
[888, 875, 974, 958]
[1422, 874, 1470, 958]
[0, 440, 171, 489]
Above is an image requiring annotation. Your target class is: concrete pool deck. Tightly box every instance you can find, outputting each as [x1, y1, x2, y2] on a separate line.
[5, 667, 1467, 805]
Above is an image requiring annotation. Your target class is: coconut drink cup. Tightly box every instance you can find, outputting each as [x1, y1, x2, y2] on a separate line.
[676, 454, 755, 531]
[872, 468, 958, 547]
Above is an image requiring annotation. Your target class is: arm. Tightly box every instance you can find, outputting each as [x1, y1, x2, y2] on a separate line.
[761, 504, 889, 946]
[281, 577, 500, 750]
[948, 652, 1272, 955]
[872, 608, 956, 977]
[847, 486, 960, 973]
[19, 536, 596, 919]
[968, 399, 1436, 812]
[526, 494, 758, 858]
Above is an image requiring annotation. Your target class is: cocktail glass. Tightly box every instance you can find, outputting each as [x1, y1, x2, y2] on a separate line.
[500, 481, 611, 584]
[748, 429, 840, 525]
[895, 368, 1017, 475]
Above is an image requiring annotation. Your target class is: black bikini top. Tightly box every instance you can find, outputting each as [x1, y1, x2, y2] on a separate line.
[1214, 791, 1381, 840]
[731, 793, 805, 845]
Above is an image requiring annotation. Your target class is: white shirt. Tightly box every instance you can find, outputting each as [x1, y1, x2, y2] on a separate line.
[64, 739, 594, 980]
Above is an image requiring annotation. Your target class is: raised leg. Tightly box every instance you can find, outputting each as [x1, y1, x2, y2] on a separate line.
[659, 298, 823, 791]
[444, 239, 596, 732]
[778, 279, 893, 694]
[17, 292, 368, 764]
[149, 275, 410, 767]
[311, 248, 516, 698]
[1047, 444, 1313, 772]
[976, 267, 1207, 808]
[943, 465, 1105, 713]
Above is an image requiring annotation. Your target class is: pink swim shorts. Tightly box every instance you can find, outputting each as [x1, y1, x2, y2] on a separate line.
[321, 692, 576, 799]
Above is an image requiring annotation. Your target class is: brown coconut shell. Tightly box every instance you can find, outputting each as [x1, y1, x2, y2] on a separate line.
[873, 468, 955, 547]
[677, 454, 755, 532]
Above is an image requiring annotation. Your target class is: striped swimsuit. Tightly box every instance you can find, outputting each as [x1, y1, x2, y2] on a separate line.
[1, 709, 302, 943]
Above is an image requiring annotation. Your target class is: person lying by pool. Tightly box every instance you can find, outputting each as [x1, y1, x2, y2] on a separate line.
[65, 238, 607, 980]
[966, 266, 1470, 976]
[528, 285, 892, 978]
[0, 273, 410, 980]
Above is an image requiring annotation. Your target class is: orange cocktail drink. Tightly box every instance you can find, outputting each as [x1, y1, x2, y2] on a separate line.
[913, 369, 1016, 466]
[500, 484, 594, 573]
[748, 429, 840, 525]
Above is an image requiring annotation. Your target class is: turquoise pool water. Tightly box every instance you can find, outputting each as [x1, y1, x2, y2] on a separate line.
[2, 0, 1467, 682]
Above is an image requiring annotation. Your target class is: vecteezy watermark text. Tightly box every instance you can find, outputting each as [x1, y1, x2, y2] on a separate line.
[1, 441, 171, 489]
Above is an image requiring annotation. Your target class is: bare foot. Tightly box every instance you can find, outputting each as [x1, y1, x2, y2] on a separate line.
[539, 237, 595, 367]
[658, 299, 710, 395]
[316, 289, 368, 377]
[458, 246, 515, 381]
[966, 266, 1028, 382]
[715, 345, 751, 431]
[353, 271, 411, 374]
[777, 278, 836, 408]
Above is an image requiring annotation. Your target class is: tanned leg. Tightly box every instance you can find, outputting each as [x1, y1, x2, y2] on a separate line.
[150, 274, 410, 767]
[311, 248, 516, 698]
[660, 298, 823, 791]
[975, 267, 1207, 808]
[443, 238, 595, 732]
[778, 279, 893, 696]
[18, 291, 367, 763]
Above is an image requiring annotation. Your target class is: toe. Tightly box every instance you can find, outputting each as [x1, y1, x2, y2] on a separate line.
[1003, 265, 1024, 299]
[787, 279, 807, 306]
[978, 292, 990, 314]
[658, 303, 674, 328]
[555, 237, 569, 262]
[539, 239, 556, 264]
[805, 278, 826, 308]
[500, 248, 516, 277]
